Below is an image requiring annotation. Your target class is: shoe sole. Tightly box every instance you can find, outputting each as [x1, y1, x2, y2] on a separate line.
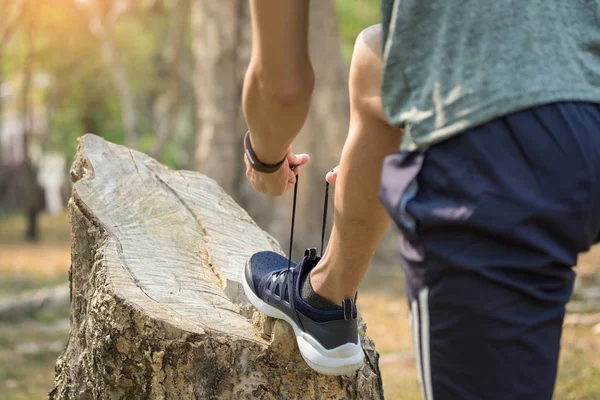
[242, 269, 364, 376]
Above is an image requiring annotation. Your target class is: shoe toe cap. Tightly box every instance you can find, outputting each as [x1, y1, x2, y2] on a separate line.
[246, 251, 293, 294]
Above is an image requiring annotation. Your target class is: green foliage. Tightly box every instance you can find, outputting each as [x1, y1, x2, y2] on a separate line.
[0, 0, 380, 168]
[335, 0, 381, 62]
[3, 2, 118, 160]
[1, 1, 178, 163]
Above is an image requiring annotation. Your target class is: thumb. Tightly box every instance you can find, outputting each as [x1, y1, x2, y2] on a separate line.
[289, 153, 310, 168]
[326, 165, 339, 184]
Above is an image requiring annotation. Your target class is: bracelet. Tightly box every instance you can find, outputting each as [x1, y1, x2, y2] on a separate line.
[244, 131, 287, 174]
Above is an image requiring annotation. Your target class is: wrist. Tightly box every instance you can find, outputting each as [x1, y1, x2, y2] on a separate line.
[245, 131, 287, 173]
[247, 132, 288, 165]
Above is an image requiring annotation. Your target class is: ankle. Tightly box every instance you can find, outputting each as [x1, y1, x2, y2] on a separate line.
[300, 272, 341, 310]
[310, 260, 357, 306]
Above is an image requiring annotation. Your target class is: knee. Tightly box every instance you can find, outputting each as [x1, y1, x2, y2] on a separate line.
[349, 25, 385, 118]
[353, 24, 383, 61]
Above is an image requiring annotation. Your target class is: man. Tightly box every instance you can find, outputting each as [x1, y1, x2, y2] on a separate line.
[241, 1, 600, 399]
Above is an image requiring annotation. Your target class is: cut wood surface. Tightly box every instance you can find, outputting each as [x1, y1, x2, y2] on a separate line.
[50, 134, 383, 399]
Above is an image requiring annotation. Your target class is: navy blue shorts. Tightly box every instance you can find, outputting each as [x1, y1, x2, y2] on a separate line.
[379, 102, 600, 400]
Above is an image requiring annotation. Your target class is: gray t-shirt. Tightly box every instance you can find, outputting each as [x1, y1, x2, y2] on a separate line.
[381, 0, 600, 151]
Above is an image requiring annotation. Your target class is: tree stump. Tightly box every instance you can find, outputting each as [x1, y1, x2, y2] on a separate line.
[50, 135, 384, 400]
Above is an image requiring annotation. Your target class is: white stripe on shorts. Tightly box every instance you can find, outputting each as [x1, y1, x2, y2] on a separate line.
[419, 287, 434, 400]
[410, 298, 426, 399]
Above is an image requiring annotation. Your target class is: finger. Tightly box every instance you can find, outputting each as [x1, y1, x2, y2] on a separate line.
[325, 165, 340, 184]
[295, 153, 310, 166]
[291, 155, 310, 176]
[287, 152, 310, 169]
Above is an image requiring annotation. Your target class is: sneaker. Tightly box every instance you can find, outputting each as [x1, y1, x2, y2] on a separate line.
[243, 247, 364, 375]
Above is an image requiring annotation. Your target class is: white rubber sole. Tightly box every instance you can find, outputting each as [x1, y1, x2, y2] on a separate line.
[243, 274, 364, 376]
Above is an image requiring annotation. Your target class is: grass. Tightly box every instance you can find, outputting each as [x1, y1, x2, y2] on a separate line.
[0, 212, 71, 400]
[556, 325, 600, 400]
[0, 317, 69, 400]
[0, 270, 69, 400]
[1, 211, 599, 399]
[576, 246, 600, 279]
[0, 275, 67, 300]
[0, 212, 71, 245]
[360, 270, 422, 400]
[0, 212, 71, 285]
[2, 5, 597, 399]
[359, 263, 600, 399]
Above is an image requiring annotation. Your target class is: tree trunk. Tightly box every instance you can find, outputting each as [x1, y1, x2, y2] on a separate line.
[191, 0, 349, 250]
[50, 134, 383, 400]
[191, 0, 249, 198]
[22, 21, 44, 241]
[0, 0, 26, 191]
[148, 0, 189, 161]
[283, 0, 350, 245]
[77, 1, 139, 149]
[0, 59, 4, 165]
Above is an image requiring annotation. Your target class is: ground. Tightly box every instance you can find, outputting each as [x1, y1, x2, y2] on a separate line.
[360, 263, 600, 400]
[0, 212, 599, 399]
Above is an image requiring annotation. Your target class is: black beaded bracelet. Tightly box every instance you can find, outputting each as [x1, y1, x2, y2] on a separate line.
[244, 131, 287, 174]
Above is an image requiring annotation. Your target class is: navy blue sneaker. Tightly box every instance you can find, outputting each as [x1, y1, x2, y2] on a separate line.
[243, 248, 364, 375]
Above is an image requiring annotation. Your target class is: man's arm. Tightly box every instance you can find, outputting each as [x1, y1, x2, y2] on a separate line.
[243, 0, 314, 165]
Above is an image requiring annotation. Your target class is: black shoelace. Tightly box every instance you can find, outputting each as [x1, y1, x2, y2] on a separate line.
[286, 172, 330, 272]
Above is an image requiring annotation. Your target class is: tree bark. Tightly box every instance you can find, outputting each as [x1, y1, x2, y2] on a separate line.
[191, 0, 349, 249]
[148, 0, 189, 161]
[50, 134, 383, 400]
[284, 0, 350, 244]
[191, 0, 249, 198]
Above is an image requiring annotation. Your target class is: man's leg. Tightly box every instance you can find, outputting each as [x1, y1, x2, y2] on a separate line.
[384, 102, 600, 399]
[243, 24, 401, 375]
[309, 25, 403, 305]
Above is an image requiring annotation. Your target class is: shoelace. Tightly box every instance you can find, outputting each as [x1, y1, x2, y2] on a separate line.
[286, 172, 330, 272]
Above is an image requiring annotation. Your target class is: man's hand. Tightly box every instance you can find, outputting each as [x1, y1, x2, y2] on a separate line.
[245, 148, 310, 196]
[325, 165, 340, 184]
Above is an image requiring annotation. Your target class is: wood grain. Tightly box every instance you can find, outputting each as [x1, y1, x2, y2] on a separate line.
[50, 134, 383, 399]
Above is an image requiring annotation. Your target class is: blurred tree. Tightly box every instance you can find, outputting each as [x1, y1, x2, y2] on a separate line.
[71, 0, 140, 149]
[2, 0, 121, 159]
[191, 0, 350, 250]
[148, 0, 189, 160]
[20, 3, 45, 241]
[0, 0, 196, 168]
[0, 0, 374, 247]
[0, 0, 26, 164]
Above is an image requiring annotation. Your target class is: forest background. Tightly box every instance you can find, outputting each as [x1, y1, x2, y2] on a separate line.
[0, 1, 599, 399]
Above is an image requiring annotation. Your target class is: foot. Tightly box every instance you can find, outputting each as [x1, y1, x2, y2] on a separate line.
[243, 248, 364, 375]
